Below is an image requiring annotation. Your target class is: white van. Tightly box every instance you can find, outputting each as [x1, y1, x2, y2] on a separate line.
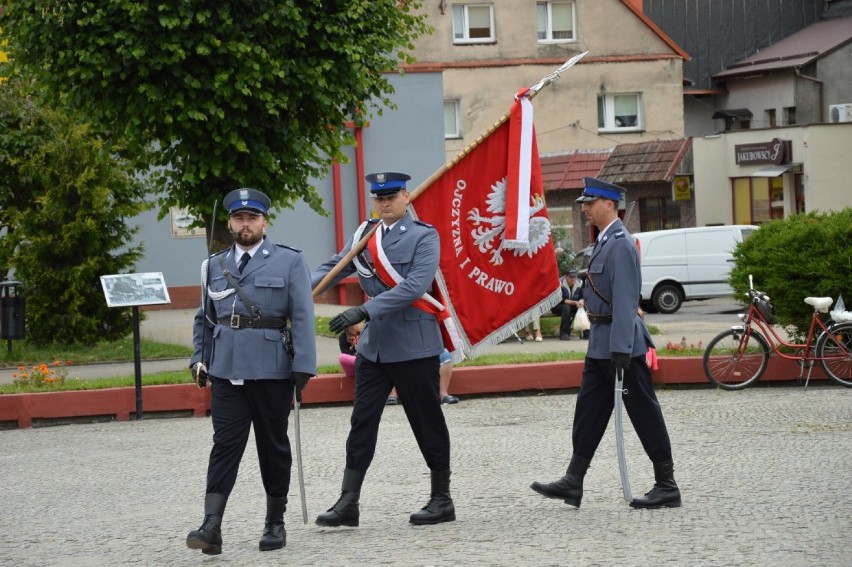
[633, 225, 758, 314]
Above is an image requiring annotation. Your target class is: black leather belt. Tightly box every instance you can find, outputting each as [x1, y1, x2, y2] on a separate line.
[218, 315, 287, 329]
[588, 313, 613, 324]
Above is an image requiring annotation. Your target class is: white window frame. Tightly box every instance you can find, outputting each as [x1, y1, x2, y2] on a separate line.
[452, 4, 495, 44]
[597, 93, 643, 132]
[536, 1, 576, 43]
[444, 100, 461, 139]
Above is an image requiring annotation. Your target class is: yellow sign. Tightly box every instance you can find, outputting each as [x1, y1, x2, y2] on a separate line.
[672, 176, 691, 201]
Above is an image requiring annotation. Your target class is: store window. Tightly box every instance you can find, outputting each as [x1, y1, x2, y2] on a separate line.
[536, 1, 575, 42]
[597, 93, 643, 131]
[732, 177, 785, 224]
[638, 197, 681, 231]
[452, 4, 495, 44]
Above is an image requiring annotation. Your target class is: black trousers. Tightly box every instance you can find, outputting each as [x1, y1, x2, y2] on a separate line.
[551, 303, 578, 335]
[572, 356, 673, 464]
[345, 354, 451, 472]
[206, 377, 293, 498]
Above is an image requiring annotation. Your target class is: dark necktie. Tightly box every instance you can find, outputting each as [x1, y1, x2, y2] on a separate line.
[383, 226, 389, 238]
[238, 252, 250, 274]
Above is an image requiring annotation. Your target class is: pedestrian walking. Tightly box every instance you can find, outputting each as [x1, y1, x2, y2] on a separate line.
[310, 171, 455, 527]
[530, 177, 681, 509]
[186, 188, 317, 555]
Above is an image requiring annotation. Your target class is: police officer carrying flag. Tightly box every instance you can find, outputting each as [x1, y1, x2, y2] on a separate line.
[187, 188, 317, 555]
[530, 177, 681, 510]
[310, 171, 456, 527]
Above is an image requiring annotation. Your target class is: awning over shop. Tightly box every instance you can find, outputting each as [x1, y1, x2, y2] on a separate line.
[541, 149, 613, 190]
[712, 108, 753, 120]
[750, 164, 793, 177]
[597, 138, 692, 185]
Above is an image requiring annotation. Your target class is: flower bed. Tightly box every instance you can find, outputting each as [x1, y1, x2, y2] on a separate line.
[0, 356, 827, 429]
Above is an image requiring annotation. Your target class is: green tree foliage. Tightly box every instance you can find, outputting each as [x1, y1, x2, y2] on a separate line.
[0, 79, 149, 345]
[2, 1, 431, 232]
[729, 209, 852, 336]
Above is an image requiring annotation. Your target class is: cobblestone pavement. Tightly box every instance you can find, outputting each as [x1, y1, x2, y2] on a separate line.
[1, 385, 849, 566]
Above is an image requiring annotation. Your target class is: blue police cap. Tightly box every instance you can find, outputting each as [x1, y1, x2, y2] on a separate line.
[366, 172, 411, 197]
[223, 188, 271, 215]
[576, 177, 626, 203]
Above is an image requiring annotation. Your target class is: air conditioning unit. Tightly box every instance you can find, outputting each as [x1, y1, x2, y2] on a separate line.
[829, 103, 852, 123]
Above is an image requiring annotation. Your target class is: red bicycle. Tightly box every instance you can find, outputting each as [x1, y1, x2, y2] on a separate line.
[703, 278, 852, 390]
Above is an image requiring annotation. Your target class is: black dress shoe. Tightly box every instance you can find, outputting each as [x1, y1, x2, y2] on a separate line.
[441, 394, 459, 404]
[559, 334, 571, 341]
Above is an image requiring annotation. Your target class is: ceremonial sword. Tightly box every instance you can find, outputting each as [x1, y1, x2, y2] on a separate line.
[614, 200, 637, 504]
[614, 366, 632, 503]
[293, 388, 308, 524]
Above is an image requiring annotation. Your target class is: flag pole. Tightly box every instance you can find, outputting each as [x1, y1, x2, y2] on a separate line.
[409, 51, 587, 201]
[312, 52, 588, 297]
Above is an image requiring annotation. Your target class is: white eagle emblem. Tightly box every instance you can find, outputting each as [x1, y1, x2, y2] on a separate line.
[467, 177, 551, 265]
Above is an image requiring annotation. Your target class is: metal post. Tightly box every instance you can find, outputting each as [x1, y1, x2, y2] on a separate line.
[132, 306, 143, 420]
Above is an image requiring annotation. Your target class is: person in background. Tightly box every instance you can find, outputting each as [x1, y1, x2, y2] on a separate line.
[552, 268, 585, 340]
[438, 348, 458, 404]
[187, 188, 316, 555]
[338, 322, 363, 379]
[524, 319, 544, 342]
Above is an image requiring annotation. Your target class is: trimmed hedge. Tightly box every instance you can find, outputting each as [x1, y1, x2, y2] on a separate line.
[729, 208, 851, 336]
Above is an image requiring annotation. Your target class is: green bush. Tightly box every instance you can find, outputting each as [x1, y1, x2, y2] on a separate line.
[729, 209, 852, 336]
[0, 80, 149, 346]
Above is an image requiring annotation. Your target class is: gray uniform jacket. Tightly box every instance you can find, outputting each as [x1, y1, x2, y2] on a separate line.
[583, 219, 654, 359]
[191, 238, 317, 380]
[311, 213, 444, 364]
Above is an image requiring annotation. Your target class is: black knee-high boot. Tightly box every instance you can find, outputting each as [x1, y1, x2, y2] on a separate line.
[316, 468, 365, 527]
[629, 460, 682, 509]
[187, 493, 228, 555]
[530, 454, 591, 507]
[410, 469, 456, 525]
[259, 495, 287, 551]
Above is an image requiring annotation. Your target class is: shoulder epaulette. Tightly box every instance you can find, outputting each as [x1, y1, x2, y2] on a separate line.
[209, 248, 229, 258]
[414, 220, 435, 229]
[614, 230, 625, 239]
[276, 243, 302, 253]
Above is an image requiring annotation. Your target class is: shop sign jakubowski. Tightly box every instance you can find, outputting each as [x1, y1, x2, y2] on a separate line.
[734, 138, 792, 165]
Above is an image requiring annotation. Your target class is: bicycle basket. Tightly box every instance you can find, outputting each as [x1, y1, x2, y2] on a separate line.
[756, 297, 776, 323]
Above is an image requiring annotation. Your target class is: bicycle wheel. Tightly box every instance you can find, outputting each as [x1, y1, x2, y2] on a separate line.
[817, 322, 852, 387]
[703, 328, 770, 390]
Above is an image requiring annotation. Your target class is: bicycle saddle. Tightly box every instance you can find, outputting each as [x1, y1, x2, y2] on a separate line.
[804, 297, 833, 313]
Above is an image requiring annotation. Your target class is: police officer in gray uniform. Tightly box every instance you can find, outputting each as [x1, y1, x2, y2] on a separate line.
[187, 188, 317, 555]
[311, 171, 455, 527]
[531, 177, 681, 509]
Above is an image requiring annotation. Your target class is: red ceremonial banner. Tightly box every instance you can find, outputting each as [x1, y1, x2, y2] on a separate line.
[412, 109, 562, 358]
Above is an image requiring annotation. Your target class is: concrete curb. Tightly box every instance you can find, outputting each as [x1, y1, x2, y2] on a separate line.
[0, 355, 828, 429]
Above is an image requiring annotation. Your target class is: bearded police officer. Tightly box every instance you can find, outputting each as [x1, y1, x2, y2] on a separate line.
[187, 188, 317, 555]
[310, 171, 455, 527]
[531, 177, 681, 509]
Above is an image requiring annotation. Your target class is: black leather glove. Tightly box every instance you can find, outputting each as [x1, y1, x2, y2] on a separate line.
[292, 371, 313, 402]
[329, 305, 368, 334]
[612, 352, 632, 372]
[192, 362, 209, 388]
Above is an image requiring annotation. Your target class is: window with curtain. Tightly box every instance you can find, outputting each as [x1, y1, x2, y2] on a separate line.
[452, 4, 495, 43]
[536, 1, 575, 41]
[597, 93, 642, 131]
